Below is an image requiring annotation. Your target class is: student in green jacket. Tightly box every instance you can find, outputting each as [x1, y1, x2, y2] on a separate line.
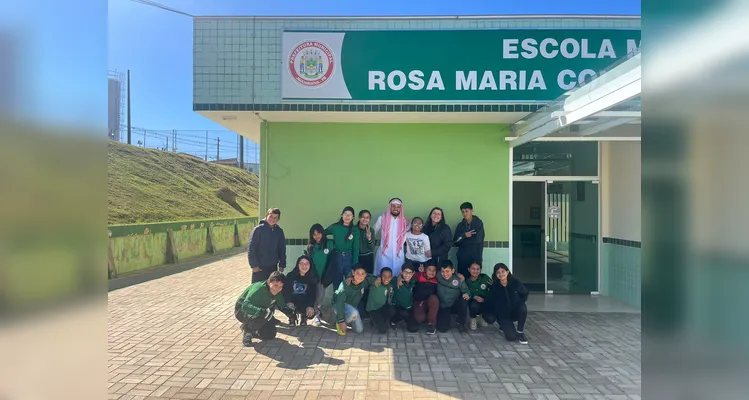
[234, 271, 291, 346]
[465, 262, 494, 331]
[435, 260, 471, 333]
[305, 223, 335, 327]
[366, 267, 396, 334]
[390, 263, 419, 333]
[333, 264, 379, 336]
[325, 206, 360, 290]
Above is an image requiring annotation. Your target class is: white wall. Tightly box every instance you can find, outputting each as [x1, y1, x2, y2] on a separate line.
[601, 142, 641, 241]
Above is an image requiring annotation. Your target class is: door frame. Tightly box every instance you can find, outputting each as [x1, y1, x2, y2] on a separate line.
[511, 159, 601, 294]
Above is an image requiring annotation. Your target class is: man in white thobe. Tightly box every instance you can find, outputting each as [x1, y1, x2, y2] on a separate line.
[374, 198, 410, 276]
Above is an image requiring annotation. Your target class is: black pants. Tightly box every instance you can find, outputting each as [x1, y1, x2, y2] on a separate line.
[234, 300, 277, 340]
[359, 253, 375, 274]
[251, 266, 277, 283]
[369, 304, 395, 334]
[390, 305, 419, 332]
[405, 258, 426, 270]
[490, 303, 528, 341]
[284, 297, 315, 323]
[436, 297, 469, 333]
[467, 298, 490, 318]
[456, 255, 475, 279]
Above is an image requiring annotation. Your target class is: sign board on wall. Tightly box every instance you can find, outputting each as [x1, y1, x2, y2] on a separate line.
[281, 29, 641, 102]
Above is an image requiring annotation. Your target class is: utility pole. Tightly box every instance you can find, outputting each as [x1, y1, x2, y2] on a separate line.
[216, 137, 220, 161]
[166, 137, 169, 151]
[205, 130, 208, 161]
[239, 134, 244, 169]
[143, 129, 146, 148]
[127, 70, 132, 144]
[172, 129, 176, 152]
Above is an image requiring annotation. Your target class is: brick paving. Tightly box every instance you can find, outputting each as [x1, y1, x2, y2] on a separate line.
[108, 254, 641, 400]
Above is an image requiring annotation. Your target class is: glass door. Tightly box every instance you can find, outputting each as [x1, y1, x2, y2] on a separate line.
[545, 181, 599, 294]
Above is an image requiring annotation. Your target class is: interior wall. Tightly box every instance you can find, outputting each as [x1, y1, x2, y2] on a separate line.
[601, 141, 641, 307]
[602, 141, 642, 241]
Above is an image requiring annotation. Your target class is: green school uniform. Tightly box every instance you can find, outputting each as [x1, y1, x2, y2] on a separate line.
[308, 241, 335, 277]
[392, 277, 416, 309]
[237, 281, 287, 317]
[325, 223, 360, 263]
[332, 274, 377, 323]
[366, 279, 396, 311]
[466, 274, 493, 298]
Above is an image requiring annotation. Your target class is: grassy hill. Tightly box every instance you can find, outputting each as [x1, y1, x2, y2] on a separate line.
[108, 141, 259, 225]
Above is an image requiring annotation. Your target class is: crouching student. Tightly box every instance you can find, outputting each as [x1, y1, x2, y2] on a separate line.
[436, 260, 471, 333]
[390, 263, 419, 332]
[413, 261, 440, 334]
[234, 271, 291, 346]
[486, 263, 530, 344]
[366, 267, 396, 334]
[282, 255, 318, 327]
[465, 262, 493, 330]
[333, 264, 380, 336]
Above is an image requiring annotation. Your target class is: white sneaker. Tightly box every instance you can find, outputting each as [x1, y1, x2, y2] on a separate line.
[469, 317, 478, 331]
[311, 315, 322, 327]
[479, 316, 489, 327]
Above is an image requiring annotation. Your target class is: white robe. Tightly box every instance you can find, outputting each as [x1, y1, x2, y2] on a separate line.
[374, 215, 409, 276]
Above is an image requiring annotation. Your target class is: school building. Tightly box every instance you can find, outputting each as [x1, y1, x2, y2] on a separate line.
[193, 15, 642, 308]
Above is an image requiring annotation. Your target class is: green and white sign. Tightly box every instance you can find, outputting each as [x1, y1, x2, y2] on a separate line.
[281, 29, 641, 102]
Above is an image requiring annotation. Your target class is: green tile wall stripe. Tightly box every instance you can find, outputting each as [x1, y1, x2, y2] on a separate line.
[602, 237, 641, 248]
[282, 239, 508, 248]
[194, 103, 544, 113]
[601, 242, 641, 308]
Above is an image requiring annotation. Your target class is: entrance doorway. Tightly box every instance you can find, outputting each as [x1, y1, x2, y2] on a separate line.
[512, 180, 600, 294]
[512, 181, 546, 292]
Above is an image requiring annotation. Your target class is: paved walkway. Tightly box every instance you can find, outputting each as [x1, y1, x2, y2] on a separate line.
[108, 254, 641, 400]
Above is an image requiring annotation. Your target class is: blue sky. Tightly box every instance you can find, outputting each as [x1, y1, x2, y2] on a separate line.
[107, 0, 640, 159]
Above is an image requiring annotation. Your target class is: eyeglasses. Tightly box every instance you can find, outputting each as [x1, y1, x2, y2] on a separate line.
[413, 222, 423, 226]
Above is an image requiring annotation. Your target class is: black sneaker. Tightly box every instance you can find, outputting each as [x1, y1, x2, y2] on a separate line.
[457, 323, 467, 333]
[242, 331, 253, 347]
[517, 332, 528, 344]
[299, 317, 307, 326]
[426, 324, 436, 335]
[390, 321, 397, 331]
[288, 315, 297, 327]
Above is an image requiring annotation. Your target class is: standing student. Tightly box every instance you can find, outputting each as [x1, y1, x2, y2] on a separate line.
[435, 260, 471, 333]
[390, 263, 419, 333]
[404, 216, 431, 269]
[357, 210, 376, 273]
[282, 255, 318, 327]
[325, 206, 360, 289]
[464, 262, 493, 330]
[333, 264, 380, 335]
[234, 271, 291, 346]
[422, 207, 453, 268]
[412, 261, 440, 335]
[486, 263, 529, 344]
[305, 223, 334, 327]
[453, 202, 485, 279]
[248, 208, 287, 283]
[366, 267, 396, 334]
[357, 210, 376, 319]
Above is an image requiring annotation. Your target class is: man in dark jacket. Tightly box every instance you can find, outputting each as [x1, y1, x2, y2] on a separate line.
[453, 202, 485, 279]
[248, 208, 287, 283]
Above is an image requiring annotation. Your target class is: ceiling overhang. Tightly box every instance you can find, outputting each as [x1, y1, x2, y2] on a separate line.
[198, 110, 530, 142]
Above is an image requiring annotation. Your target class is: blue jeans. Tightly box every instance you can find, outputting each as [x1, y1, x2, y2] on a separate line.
[334, 251, 353, 289]
[334, 303, 364, 333]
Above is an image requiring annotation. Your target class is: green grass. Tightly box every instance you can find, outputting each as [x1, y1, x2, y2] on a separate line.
[108, 141, 259, 225]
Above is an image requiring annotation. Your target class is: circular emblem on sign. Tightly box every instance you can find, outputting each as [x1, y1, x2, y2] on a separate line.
[323, 248, 329, 255]
[289, 41, 335, 88]
[452, 279, 459, 287]
[480, 284, 486, 290]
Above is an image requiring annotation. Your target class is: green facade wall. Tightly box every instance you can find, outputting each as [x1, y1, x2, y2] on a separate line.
[111, 233, 169, 274]
[261, 122, 511, 240]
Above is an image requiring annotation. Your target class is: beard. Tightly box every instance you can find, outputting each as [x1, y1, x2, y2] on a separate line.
[390, 210, 400, 217]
